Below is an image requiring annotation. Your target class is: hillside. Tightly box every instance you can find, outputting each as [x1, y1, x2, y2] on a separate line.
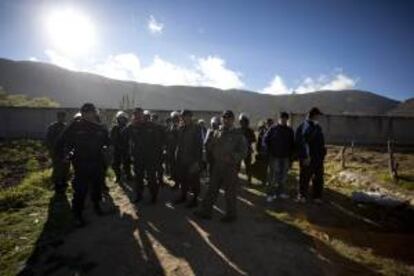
[388, 98, 414, 117]
[0, 58, 400, 119]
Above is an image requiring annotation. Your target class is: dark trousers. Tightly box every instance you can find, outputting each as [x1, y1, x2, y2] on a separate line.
[299, 159, 324, 199]
[72, 162, 104, 216]
[51, 156, 70, 192]
[177, 162, 200, 199]
[201, 163, 239, 217]
[133, 158, 159, 200]
[166, 149, 177, 179]
[112, 149, 131, 180]
[241, 152, 253, 181]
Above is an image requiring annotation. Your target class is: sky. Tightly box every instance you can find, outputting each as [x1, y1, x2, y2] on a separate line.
[0, 0, 413, 100]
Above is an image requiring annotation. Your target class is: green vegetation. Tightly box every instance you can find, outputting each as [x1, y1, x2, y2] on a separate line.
[0, 140, 49, 189]
[0, 87, 59, 107]
[0, 140, 73, 276]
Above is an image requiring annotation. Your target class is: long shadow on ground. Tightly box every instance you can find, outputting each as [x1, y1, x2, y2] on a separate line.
[119, 177, 378, 275]
[244, 172, 414, 267]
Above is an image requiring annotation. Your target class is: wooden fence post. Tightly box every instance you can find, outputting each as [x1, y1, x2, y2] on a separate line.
[341, 146, 347, 169]
[387, 139, 399, 183]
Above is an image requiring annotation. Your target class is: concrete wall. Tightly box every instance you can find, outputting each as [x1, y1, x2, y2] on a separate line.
[1, 107, 413, 146]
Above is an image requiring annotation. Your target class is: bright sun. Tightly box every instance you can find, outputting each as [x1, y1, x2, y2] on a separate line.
[45, 8, 96, 56]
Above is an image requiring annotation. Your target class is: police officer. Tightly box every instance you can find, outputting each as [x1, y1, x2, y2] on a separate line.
[110, 111, 132, 183]
[123, 108, 165, 203]
[150, 112, 166, 187]
[46, 111, 70, 193]
[204, 116, 220, 176]
[55, 103, 110, 226]
[174, 110, 203, 208]
[238, 114, 256, 185]
[166, 111, 180, 187]
[195, 110, 248, 222]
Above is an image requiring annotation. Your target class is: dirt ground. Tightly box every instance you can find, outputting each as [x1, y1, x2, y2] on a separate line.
[18, 171, 414, 276]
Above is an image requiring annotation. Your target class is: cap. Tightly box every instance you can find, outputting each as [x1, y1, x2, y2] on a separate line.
[279, 111, 289, 118]
[181, 110, 193, 117]
[80, 103, 96, 113]
[308, 107, 323, 117]
[222, 110, 235, 119]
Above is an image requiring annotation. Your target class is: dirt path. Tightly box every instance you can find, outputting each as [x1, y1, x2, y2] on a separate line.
[21, 178, 381, 276]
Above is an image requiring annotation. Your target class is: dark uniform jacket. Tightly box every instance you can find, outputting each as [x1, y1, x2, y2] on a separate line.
[110, 124, 128, 152]
[295, 119, 326, 162]
[263, 124, 295, 158]
[240, 127, 256, 154]
[46, 121, 66, 155]
[55, 118, 110, 164]
[176, 123, 203, 167]
[166, 125, 180, 153]
[123, 121, 165, 163]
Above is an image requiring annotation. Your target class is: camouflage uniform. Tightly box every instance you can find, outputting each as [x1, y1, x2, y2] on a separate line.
[46, 121, 70, 192]
[123, 121, 165, 202]
[200, 126, 248, 218]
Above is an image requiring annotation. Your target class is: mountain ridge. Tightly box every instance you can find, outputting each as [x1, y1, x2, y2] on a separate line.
[0, 58, 403, 119]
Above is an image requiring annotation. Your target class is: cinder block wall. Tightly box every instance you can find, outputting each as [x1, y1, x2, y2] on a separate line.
[1, 107, 413, 146]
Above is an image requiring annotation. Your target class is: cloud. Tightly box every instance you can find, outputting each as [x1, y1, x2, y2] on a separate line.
[148, 15, 164, 34]
[261, 75, 290, 95]
[44, 51, 244, 90]
[29, 57, 38, 62]
[197, 56, 244, 89]
[44, 49, 78, 71]
[295, 73, 357, 94]
[262, 71, 357, 95]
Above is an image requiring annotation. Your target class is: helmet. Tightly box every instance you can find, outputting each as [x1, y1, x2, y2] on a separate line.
[170, 111, 180, 118]
[210, 116, 220, 125]
[73, 112, 82, 119]
[239, 113, 249, 121]
[116, 110, 128, 119]
[198, 119, 205, 124]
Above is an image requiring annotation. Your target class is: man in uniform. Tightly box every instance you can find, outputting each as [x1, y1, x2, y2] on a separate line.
[55, 103, 110, 226]
[46, 111, 70, 193]
[174, 110, 203, 208]
[110, 111, 132, 183]
[123, 108, 165, 203]
[195, 110, 248, 222]
[239, 114, 256, 185]
[166, 111, 180, 187]
[150, 112, 166, 187]
[204, 116, 220, 177]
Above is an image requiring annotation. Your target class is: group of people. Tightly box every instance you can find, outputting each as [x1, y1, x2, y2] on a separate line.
[46, 103, 326, 227]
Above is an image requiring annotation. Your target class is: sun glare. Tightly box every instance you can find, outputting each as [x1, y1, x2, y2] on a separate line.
[45, 8, 96, 56]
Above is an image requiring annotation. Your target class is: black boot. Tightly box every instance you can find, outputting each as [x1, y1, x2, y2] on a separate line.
[93, 203, 104, 216]
[186, 197, 198, 208]
[73, 212, 86, 227]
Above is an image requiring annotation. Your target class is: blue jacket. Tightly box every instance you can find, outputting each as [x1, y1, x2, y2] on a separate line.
[295, 119, 326, 161]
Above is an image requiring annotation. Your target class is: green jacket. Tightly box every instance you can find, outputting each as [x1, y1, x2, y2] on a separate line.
[206, 126, 248, 166]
